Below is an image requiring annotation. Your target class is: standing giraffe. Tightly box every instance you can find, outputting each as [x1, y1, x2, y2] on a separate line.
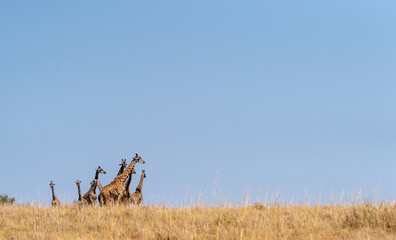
[82, 166, 106, 206]
[49, 181, 60, 207]
[130, 170, 146, 206]
[117, 159, 127, 176]
[98, 154, 145, 206]
[83, 180, 99, 206]
[75, 180, 88, 206]
[120, 168, 137, 205]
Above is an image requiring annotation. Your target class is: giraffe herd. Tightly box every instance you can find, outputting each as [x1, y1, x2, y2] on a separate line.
[49, 153, 146, 207]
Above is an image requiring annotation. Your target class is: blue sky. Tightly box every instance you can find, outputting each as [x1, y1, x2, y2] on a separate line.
[1, 1, 396, 205]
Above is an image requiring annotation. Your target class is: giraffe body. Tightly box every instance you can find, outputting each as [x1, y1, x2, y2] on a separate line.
[107, 158, 128, 202]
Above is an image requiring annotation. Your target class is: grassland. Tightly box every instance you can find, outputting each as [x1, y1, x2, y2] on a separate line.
[2, 202, 396, 240]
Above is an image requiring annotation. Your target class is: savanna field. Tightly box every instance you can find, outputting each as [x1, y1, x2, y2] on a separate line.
[2, 202, 396, 240]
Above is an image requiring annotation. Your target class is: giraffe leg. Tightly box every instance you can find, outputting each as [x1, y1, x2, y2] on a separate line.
[103, 195, 108, 206]
[108, 196, 114, 206]
[98, 193, 104, 206]
[117, 195, 123, 207]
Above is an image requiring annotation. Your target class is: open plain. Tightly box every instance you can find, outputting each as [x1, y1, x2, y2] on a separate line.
[1, 203, 396, 239]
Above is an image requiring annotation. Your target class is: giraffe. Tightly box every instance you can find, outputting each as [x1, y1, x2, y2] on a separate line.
[117, 159, 127, 176]
[130, 170, 146, 206]
[120, 168, 137, 205]
[83, 179, 100, 206]
[98, 153, 145, 206]
[82, 166, 106, 206]
[49, 181, 60, 207]
[75, 180, 88, 206]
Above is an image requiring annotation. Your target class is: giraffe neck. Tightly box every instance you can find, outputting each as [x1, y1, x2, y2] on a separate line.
[51, 186, 57, 200]
[117, 165, 125, 176]
[97, 180, 103, 192]
[114, 160, 137, 184]
[135, 173, 145, 192]
[95, 170, 99, 180]
[77, 184, 82, 201]
[124, 173, 133, 195]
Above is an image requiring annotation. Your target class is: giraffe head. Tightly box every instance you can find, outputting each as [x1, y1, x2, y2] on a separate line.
[75, 180, 81, 186]
[96, 166, 107, 174]
[141, 170, 146, 178]
[120, 159, 127, 168]
[49, 181, 55, 188]
[133, 153, 145, 164]
[90, 179, 98, 187]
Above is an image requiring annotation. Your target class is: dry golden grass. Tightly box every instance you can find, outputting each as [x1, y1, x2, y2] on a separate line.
[1, 203, 396, 239]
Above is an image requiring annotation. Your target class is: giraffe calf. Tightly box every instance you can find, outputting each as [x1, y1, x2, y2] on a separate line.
[83, 179, 99, 206]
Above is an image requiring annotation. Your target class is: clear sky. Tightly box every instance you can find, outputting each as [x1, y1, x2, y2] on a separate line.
[1, 1, 396, 205]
